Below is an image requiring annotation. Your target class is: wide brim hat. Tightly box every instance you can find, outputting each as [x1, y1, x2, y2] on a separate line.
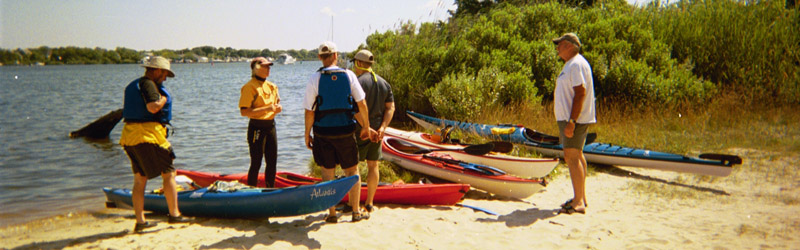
[141, 56, 175, 77]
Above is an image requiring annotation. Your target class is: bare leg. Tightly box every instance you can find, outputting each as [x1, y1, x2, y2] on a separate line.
[365, 160, 379, 207]
[563, 148, 586, 210]
[579, 152, 588, 206]
[343, 165, 361, 213]
[132, 173, 148, 224]
[161, 171, 181, 217]
[321, 167, 337, 216]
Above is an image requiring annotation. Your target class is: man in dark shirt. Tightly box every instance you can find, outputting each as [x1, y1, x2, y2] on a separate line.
[351, 49, 395, 214]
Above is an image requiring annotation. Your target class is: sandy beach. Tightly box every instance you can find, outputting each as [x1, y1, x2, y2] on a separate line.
[2, 148, 798, 250]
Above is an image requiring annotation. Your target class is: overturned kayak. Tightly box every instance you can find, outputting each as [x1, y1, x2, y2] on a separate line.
[103, 175, 357, 218]
[384, 127, 558, 178]
[407, 111, 741, 177]
[382, 137, 546, 199]
[176, 169, 470, 205]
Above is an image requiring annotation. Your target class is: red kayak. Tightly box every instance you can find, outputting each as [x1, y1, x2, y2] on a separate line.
[176, 169, 470, 205]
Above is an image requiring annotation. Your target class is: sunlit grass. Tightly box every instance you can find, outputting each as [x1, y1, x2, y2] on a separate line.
[307, 92, 799, 195]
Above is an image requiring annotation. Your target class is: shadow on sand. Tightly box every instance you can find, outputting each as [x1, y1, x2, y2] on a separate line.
[594, 164, 730, 196]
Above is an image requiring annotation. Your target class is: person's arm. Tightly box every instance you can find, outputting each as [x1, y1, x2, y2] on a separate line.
[146, 95, 166, 114]
[374, 102, 395, 142]
[141, 80, 165, 114]
[304, 109, 315, 149]
[354, 100, 372, 140]
[565, 84, 586, 138]
[240, 105, 278, 117]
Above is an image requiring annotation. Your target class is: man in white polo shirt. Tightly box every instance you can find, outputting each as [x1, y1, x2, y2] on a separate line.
[552, 33, 596, 215]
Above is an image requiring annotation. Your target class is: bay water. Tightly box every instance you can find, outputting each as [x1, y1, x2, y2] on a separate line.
[0, 61, 322, 227]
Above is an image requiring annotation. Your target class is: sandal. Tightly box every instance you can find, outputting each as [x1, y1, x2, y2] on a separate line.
[325, 214, 338, 223]
[560, 198, 574, 208]
[352, 211, 370, 222]
[560, 198, 588, 208]
[558, 204, 586, 215]
[337, 204, 353, 213]
[364, 204, 374, 213]
[134, 221, 157, 233]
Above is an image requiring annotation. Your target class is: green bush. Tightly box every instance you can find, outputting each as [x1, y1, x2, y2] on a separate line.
[361, 0, 799, 119]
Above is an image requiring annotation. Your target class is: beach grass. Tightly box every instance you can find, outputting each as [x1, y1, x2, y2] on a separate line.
[307, 92, 799, 201]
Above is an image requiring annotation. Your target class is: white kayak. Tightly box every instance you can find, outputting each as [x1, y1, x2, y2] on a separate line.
[381, 137, 546, 199]
[384, 127, 559, 178]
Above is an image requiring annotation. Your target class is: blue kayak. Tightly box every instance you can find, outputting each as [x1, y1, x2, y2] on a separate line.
[407, 111, 741, 177]
[103, 175, 358, 218]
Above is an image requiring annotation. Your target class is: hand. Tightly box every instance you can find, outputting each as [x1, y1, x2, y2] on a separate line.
[305, 134, 313, 150]
[372, 128, 385, 143]
[565, 122, 575, 138]
[273, 104, 282, 114]
[359, 127, 371, 141]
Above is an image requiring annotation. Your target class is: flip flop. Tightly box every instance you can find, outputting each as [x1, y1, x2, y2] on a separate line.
[558, 204, 586, 215]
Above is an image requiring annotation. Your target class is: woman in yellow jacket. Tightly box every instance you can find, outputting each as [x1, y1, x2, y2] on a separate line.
[239, 57, 282, 187]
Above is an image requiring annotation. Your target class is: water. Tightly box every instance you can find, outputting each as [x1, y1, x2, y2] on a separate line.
[0, 61, 321, 227]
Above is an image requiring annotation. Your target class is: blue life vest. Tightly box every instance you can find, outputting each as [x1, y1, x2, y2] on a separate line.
[312, 68, 357, 135]
[122, 77, 172, 124]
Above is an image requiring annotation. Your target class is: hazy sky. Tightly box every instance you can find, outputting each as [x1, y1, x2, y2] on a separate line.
[1, 0, 455, 52]
[1, 0, 650, 52]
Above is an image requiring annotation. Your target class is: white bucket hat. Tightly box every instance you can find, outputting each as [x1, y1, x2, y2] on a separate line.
[141, 56, 175, 77]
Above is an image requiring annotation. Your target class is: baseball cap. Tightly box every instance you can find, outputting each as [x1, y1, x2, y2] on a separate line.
[141, 56, 175, 77]
[318, 41, 338, 55]
[552, 33, 582, 48]
[250, 57, 274, 69]
[350, 50, 374, 64]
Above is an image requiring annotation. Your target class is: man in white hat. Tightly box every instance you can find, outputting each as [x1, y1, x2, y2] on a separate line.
[552, 33, 596, 215]
[303, 41, 374, 223]
[350, 49, 394, 215]
[120, 56, 191, 232]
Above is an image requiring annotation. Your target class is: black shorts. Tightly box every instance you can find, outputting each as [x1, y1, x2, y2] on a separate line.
[312, 133, 359, 169]
[125, 143, 175, 179]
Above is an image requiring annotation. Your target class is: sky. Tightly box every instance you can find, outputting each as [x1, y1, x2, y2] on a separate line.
[1, 0, 651, 52]
[1, 0, 456, 52]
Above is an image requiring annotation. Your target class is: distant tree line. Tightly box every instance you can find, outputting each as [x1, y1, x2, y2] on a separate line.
[0, 46, 320, 65]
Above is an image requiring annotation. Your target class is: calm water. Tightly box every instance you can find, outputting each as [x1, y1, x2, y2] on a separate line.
[0, 61, 321, 227]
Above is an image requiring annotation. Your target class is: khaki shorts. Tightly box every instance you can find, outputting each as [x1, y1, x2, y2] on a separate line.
[557, 121, 590, 149]
[356, 137, 382, 161]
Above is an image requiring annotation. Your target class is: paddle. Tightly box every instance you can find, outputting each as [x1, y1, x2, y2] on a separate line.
[414, 142, 495, 156]
[698, 153, 742, 165]
[69, 109, 123, 139]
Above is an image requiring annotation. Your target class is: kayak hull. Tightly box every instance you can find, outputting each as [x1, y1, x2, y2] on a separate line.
[407, 111, 735, 177]
[382, 137, 545, 199]
[103, 175, 357, 218]
[176, 170, 470, 205]
[384, 127, 558, 178]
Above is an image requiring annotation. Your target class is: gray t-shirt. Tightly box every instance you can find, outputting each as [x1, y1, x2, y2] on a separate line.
[357, 72, 394, 130]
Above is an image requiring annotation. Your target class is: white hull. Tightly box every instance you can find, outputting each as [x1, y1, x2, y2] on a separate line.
[385, 128, 558, 178]
[382, 139, 545, 199]
[528, 146, 732, 177]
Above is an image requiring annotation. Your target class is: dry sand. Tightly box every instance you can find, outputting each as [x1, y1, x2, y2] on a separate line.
[1, 148, 798, 249]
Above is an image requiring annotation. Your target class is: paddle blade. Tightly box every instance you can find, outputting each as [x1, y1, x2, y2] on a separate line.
[489, 141, 514, 153]
[413, 149, 433, 154]
[586, 133, 598, 144]
[69, 109, 123, 139]
[699, 153, 743, 165]
[462, 143, 494, 155]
